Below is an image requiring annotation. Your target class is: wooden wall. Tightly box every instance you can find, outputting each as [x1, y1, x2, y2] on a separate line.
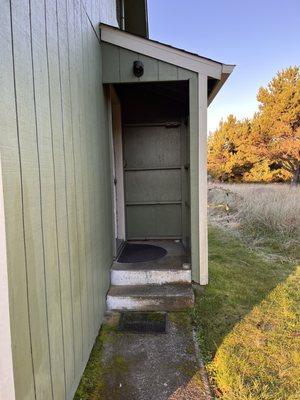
[0, 0, 114, 399]
[102, 42, 197, 84]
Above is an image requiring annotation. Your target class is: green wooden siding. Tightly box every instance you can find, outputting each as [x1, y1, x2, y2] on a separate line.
[0, 0, 114, 399]
[102, 42, 197, 83]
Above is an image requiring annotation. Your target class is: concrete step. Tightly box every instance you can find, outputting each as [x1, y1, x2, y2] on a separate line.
[111, 268, 191, 286]
[106, 283, 194, 311]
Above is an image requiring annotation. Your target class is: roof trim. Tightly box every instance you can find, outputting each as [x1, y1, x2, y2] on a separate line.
[100, 24, 234, 81]
[208, 73, 231, 106]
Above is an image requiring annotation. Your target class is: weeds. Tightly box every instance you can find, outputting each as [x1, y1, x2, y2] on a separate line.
[208, 183, 300, 259]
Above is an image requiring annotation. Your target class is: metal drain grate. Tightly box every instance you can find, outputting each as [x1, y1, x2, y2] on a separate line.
[118, 312, 167, 334]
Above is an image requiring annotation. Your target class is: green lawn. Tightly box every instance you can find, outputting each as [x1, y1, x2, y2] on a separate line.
[192, 227, 300, 399]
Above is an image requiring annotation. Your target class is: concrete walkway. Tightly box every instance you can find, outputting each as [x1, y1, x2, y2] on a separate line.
[95, 311, 211, 400]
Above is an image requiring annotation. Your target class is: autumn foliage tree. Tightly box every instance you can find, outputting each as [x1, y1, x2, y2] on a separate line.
[208, 66, 300, 184]
[253, 66, 300, 185]
[208, 115, 254, 181]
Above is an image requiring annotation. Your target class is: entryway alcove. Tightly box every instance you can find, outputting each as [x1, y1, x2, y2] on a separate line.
[102, 22, 234, 287]
[113, 81, 191, 251]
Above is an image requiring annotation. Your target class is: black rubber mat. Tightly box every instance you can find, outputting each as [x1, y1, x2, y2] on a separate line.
[117, 243, 167, 263]
[118, 312, 167, 334]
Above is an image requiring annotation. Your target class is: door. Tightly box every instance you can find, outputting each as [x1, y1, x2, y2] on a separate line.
[123, 123, 182, 239]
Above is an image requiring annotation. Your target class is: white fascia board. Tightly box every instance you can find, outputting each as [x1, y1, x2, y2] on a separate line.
[208, 65, 235, 106]
[100, 24, 223, 79]
[222, 64, 235, 74]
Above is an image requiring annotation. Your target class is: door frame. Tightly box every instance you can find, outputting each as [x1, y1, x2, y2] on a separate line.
[108, 86, 126, 257]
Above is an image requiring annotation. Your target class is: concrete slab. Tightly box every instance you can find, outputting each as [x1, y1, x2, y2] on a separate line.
[112, 240, 189, 271]
[75, 312, 211, 399]
[107, 283, 194, 311]
[111, 268, 191, 286]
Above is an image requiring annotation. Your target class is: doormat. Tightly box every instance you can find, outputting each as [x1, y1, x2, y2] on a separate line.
[117, 243, 167, 263]
[118, 312, 167, 334]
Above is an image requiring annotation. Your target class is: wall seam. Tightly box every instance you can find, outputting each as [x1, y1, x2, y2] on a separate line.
[44, 0, 70, 389]
[28, 0, 57, 397]
[79, 2, 94, 350]
[65, 0, 85, 356]
[80, 0, 101, 44]
[55, 0, 79, 369]
[9, 0, 37, 397]
[73, 1, 90, 359]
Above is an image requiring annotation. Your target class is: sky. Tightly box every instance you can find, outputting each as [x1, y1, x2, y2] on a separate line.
[147, 0, 300, 133]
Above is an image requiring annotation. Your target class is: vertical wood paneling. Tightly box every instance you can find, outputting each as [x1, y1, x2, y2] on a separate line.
[30, 0, 66, 397]
[67, 0, 90, 369]
[86, 2, 99, 342]
[119, 48, 139, 82]
[138, 55, 159, 82]
[178, 68, 195, 81]
[2, 0, 116, 398]
[0, 1, 35, 399]
[158, 61, 178, 81]
[102, 45, 198, 84]
[10, 0, 53, 398]
[102, 43, 120, 83]
[87, 14, 101, 338]
[45, 0, 76, 394]
[56, 0, 84, 380]
[79, 1, 95, 354]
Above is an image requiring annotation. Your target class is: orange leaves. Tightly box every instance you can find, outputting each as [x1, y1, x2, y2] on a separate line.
[208, 67, 300, 183]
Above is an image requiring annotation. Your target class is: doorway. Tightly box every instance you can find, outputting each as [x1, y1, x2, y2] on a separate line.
[111, 81, 190, 251]
[123, 122, 182, 239]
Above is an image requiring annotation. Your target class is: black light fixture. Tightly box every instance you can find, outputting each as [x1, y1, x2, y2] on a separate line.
[133, 60, 144, 77]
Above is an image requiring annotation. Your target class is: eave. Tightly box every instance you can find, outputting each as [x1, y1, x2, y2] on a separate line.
[100, 24, 235, 103]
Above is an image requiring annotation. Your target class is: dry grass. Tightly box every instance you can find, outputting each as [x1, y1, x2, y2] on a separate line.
[193, 183, 300, 399]
[208, 183, 300, 259]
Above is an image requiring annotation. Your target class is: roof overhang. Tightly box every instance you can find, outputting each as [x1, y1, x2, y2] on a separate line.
[100, 24, 235, 104]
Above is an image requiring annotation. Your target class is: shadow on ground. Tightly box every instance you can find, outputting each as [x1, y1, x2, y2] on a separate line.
[192, 226, 298, 364]
[74, 312, 211, 400]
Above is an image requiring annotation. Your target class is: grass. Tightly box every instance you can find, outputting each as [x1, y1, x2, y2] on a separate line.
[74, 317, 120, 400]
[208, 183, 300, 257]
[193, 183, 300, 399]
[75, 183, 300, 399]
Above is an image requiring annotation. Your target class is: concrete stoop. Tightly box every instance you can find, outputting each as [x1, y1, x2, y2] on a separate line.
[111, 268, 191, 286]
[107, 283, 194, 311]
[107, 240, 194, 312]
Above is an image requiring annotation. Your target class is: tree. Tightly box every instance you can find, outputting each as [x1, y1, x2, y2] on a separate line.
[252, 66, 300, 185]
[208, 115, 255, 182]
[208, 66, 300, 184]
